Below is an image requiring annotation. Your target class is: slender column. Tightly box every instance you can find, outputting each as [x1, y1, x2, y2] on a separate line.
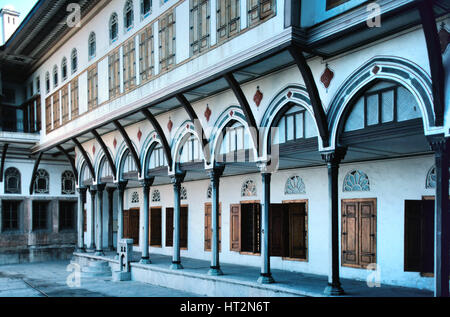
[116, 181, 128, 255]
[77, 187, 87, 252]
[207, 166, 225, 276]
[107, 188, 115, 251]
[429, 137, 449, 297]
[258, 170, 275, 284]
[95, 184, 106, 256]
[322, 148, 346, 296]
[88, 187, 97, 251]
[140, 178, 154, 264]
[170, 172, 186, 270]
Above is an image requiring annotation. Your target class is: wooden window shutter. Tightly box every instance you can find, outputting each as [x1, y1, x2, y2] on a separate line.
[289, 203, 307, 259]
[166, 207, 174, 247]
[205, 203, 212, 251]
[123, 209, 130, 239]
[421, 200, 434, 274]
[150, 208, 162, 246]
[45, 97, 52, 132]
[359, 200, 376, 268]
[269, 204, 285, 257]
[230, 204, 241, 251]
[180, 207, 188, 249]
[130, 209, 140, 246]
[342, 201, 359, 267]
[253, 204, 261, 254]
[70, 79, 79, 119]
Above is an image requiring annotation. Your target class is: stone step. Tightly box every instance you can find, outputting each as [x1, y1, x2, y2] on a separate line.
[80, 260, 112, 278]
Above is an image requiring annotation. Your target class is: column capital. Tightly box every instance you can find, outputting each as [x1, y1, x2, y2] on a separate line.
[106, 187, 116, 195]
[95, 183, 106, 193]
[140, 177, 155, 189]
[428, 135, 450, 154]
[171, 172, 186, 186]
[88, 186, 97, 196]
[116, 181, 128, 192]
[77, 187, 87, 199]
[321, 147, 347, 166]
[207, 165, 225, 181]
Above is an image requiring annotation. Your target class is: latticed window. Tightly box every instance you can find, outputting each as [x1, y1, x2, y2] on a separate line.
[247, 0, 275, 27]
[45, 72, 50, 93]
[241, 179, 256, 197]
[59, 202, 75, 230]
[110, 13, 119, 42]
[2, 201, 19, 230]
[70, 78, 79, 119]
[217, 0, 240, 43]
[426, 165, 450, 189]
[159, 11, 176, 71]
[88, 32, 96, 59]
[139, 25, 154, 83]
[123, 38, 137, 92]
[273, 105, 318, 144]
[149, 145, 167, 169]
[207, 184, 212, 199]
[61, 84, 69, 124]
[45, 97, 52, 132]
[180, 187, 187, 200]
[34, 169, 50, 194]
[343, 170, 370, 192]
[61, 171, 76, 195]
[109, 49, 121, 98]
[124, 0, 134, 30]
[285, 176, 306, 195]
[190, 0, 210, 56]
[53, 65, 58, 88]
[87, 64, 98, 110]
[32, 201, 48, 230]
[141, 0, 151, 17]
[61, 57, 68, 81]
[180, 135, 203, 163]
[152, 189, 161, 202]
[52, 91, 60, 129]
[131, 191, 140, 203]
[5, 167, 21, 194]
[71, 49, 78, 74]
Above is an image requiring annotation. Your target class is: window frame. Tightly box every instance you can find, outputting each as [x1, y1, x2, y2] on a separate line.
[71, 48, 78, 74]
[124, 0, 135, 31]
[110, 13, 119, 43]
[32, 201, 49, 231]
[88, 32, 96, 59]
[2, 200, 20, 232]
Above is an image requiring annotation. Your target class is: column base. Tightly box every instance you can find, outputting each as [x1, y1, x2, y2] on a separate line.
[170, 261, 184, 270]
[208, 266, 223, 276]
[76, 247, 86, 253]
[257, 273, 275, 284]
[94, 250, 105, 257]
[324, 283, 345, 296]
[86, 248, 95, 253]
[139, 257, 152, 265]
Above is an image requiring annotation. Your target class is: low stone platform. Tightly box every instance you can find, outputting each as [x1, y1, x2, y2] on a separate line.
[72, 252, 433, 297]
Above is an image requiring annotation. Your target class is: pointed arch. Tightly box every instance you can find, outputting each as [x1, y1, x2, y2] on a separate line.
[141, 130, 170, 175]
[171, 120, 205, 170]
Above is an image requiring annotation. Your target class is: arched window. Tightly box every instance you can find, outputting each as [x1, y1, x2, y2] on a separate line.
[152, 189, 161, 202]
[344, 82, 421, 132]
[179, 135, 203, 163]
[273, 105, 318, 144]
[141, 0, 151, 17]
[4, 167, 21, 194]
[61, 57, 68, 81]
[285, 176, 306, 195]
[207, 184, 212, 199]
[343, 170, 370, 192]
[34, 169, 50, 194]
[148, 145, 167, 169]
[124, 0, 134, 30]
[110, 13, 118, 42]
[131, 191, 140, 203]
[61, 171, 76, 195]
[53, 65, 58, 88]
[45, 72, 50, 93]
[180, 186, 187, 200]
[88, 32, 96, 59]
[71, 49, 78, 74]
[241, 179, 256, 197]
[219, 122, 253, 163]
[426, 165, 450, 189]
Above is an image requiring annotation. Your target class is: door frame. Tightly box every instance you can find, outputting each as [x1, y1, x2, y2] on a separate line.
[281, 199, 309, 262]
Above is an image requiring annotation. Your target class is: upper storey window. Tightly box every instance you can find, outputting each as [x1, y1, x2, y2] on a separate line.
[71, 49, 78, 74]
[88, 32, 96, 59]
[180, 135, 203, 163]
[36, 76, 40, 94]
[45, 72, 50, 93]
[159, 11, 176, 71]
[5, 167, 21, 194]
[190, 0, 210, 56]
[61, 57, 68, 81]
[326, 0, 350, 10]
[110, 13, 119, 42]
[53, 65, 58, 88]
[149, 145, 167, 169]
[273, 106, 318, 144]
[217, 0, 240, 43]
[124, 0, 134, 31]
[141, 0, 151, 17]
[247, 0, 275, 26]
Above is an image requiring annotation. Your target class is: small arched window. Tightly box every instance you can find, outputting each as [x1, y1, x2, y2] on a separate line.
[273, 105, 318, 144]
[141, 0, 151, 17]
[180, 186, 187, 200]
[71, 49, 78, 74]
[88, 32, 96, 59]
[124, 0, 134, 30]
[241, 179, 256, 197]
[343, 170, 370, 192]
[61, 57, 68, 81]
[285, 176, 306, 195]
[207, 184, 212, 199]
[152, 189, 161, 202]
[426, 165, 450, 189]
[45, 72, 50, 93]
[53, 65, 58, 88]
[131, 191, 140, 203]
[61, 171, 76, 195]
[35, 169, 50, 194]
[110, 13, 118, 42]
[5, 167, 21, 194]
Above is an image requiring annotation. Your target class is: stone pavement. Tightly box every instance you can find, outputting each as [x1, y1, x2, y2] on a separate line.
[0, 260, 200, 297]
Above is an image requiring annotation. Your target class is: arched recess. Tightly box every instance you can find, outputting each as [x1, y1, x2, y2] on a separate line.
[327, 56, 435, 149]
[95, 151, 116, 184]
[141, 130, 170, 177]
[171, 120, 206, 171]
[78, 160, 94, 187]
[209, 106, 258, 166]
[260, 85, 321, 160]
[115, 141, 140, 181]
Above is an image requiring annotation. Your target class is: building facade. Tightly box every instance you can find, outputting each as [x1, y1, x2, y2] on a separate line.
[0, 0, 449, 296]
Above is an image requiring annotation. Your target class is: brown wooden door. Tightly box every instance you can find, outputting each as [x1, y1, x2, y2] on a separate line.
[230, 204, 241, 252]
[342, 201, 359, 267]
[123, 209, 130, 239]
[269, 204, 285, 257]
[150, 207, 162, 247]
[83, 208, 87, 232]
[166, 207, 174, 247]
[289, 203, 307, 259]
[129, 208, 140, 246]
[359, 200, 376, 267]
[204, 203, 222, 252]
[180, 207, 188, 249]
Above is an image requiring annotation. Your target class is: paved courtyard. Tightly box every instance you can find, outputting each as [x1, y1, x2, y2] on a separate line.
[0, 260, 199, 297]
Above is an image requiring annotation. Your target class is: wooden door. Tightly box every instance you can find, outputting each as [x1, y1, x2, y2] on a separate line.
[150, 207, 162, 247]
[359, 200, 376, 267]
[180, 207, 188, 249]
[289, 203, 307, 259]
[204, 203, 222, 252]
[166, 207, 174, 247]
[342, 201, 359, 267]
[230, 204, 241, 252]
[129, 208, 140, 246]
[269, 204, 285, 257]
